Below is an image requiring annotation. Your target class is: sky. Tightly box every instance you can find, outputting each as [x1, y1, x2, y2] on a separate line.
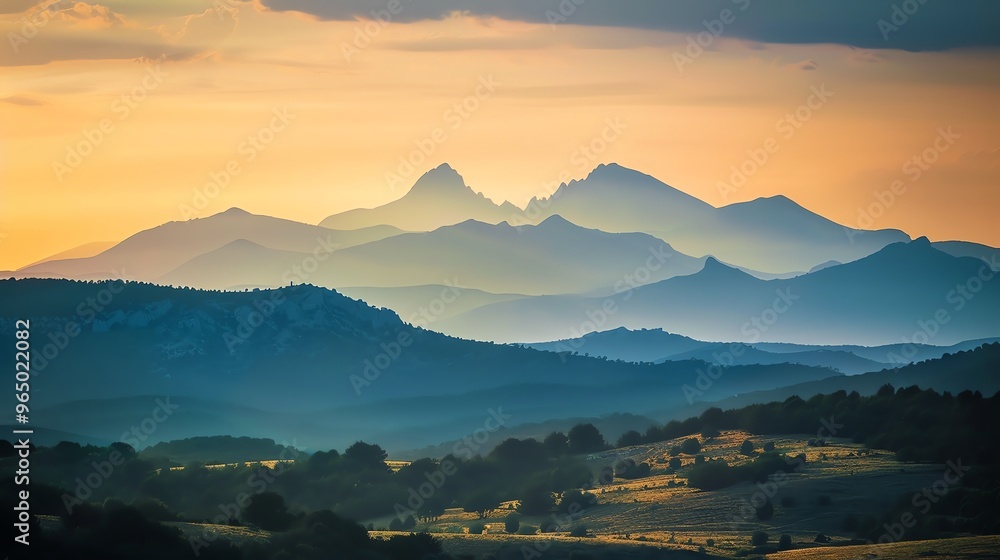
[1, 0, 999, 270]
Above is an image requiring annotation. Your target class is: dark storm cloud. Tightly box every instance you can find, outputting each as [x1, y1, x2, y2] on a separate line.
[259, 0, 1000, 51]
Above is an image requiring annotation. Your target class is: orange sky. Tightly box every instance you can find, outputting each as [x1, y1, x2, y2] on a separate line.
[1, 1, 999, 270]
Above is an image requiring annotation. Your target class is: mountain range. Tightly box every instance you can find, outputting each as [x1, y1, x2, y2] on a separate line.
[436, 237, 1000, 345]
[7, 163, 998, 348]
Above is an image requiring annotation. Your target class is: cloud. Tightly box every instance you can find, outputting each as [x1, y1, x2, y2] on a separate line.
[0, 94, 46, 105]
[259, 0, 1000, 51]
[788, 59, 818, 71]
[0, 1, 240, 66]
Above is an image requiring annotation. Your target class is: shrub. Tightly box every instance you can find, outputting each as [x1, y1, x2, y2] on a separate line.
[616, 460, 652, 479]
[706, 538, 715, 547]
[569, 525, 589, 537]
[778, 534, 792, 550]
[751, 531, 768, 546]
[131, 498, 177, 522]
[740, 439, 755, 456]
[763, 441, 775, 452]
[680, 438, 702, 455]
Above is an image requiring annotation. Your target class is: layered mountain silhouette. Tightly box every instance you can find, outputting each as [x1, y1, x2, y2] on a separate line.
[152, 216, 706, 295]
[320, 163, 911, 271]
[9, 163, 998, 348]
[437, 238, 1000, 346]
[14, 208, 405, 281]
[518, 164, 912, 271]
[0, 279, 842, 451]
[320, 163, 522, 231]
[526, 326, 998, 375]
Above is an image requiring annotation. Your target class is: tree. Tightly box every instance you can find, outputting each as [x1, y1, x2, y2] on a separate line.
[518, 482, 555, 515]
[343, 441, 389, 472]
[615, 459, 651, 479]
[569, 525, 588, 537]
[568, 424, 607, 454]
[763, 441, 776, 452]
[491, 438, 548, 469]
[464, 491, 500, 519]
[505, 512, 520, 534]
[557, 489, 595, 515]
[616, 430, 643, 448]
[244, 491, 292, 531]
[543, 432, 569, 456]
[740, 439, 755, 456]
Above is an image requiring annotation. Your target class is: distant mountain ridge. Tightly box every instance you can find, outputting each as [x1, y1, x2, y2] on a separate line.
[0, 278, 846, 452]
[320, 163, 522, 231]
[439, 237, 1000, 345]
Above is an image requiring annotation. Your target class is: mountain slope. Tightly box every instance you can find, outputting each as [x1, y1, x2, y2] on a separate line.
[0, 279, 844, 451]
[15, 208, 405, 281]
[438, 239, 1000, 345]
[520, 163, 911, 271]
[155, 216, 707, 296]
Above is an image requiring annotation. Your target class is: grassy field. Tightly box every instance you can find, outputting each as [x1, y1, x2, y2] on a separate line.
[771, 535, 1000, 559]
[394, 430, 970, 557]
